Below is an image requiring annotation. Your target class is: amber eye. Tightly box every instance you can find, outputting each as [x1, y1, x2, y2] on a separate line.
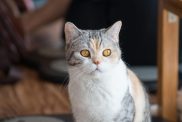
[103, 49, 111, 57]
[80, 49, 90, 57]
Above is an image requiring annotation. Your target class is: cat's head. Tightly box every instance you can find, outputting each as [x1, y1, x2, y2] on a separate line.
[64, 21, 122, 76]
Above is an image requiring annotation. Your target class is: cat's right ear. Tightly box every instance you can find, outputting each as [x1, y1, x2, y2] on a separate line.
[64, 22, 82, 44]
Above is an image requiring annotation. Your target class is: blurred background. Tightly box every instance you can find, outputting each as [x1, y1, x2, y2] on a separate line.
[0, 0, 182, 121]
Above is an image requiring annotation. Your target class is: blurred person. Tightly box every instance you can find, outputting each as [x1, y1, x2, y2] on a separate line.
[0, 0, 25, 84]
[20, 0, 71, 34]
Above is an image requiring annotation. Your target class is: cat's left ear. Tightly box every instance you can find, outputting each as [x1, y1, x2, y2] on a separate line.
[105, 21, 122, 43]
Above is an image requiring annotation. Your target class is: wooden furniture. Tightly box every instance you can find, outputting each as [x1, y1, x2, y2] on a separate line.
[158, 0, 182, 121]
[0, 68, 70, 118]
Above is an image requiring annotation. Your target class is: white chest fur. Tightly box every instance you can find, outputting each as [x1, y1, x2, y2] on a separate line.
[68, 61, 130, 122]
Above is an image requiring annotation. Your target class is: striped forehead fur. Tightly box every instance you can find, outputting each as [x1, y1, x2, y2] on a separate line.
[67, 30, 103, 50]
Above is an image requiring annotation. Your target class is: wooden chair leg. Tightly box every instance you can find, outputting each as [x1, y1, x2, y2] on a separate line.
[158, 1, 179, 122]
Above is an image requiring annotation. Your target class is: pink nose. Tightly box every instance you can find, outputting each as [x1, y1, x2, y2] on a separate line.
[93, 60, 100, 65]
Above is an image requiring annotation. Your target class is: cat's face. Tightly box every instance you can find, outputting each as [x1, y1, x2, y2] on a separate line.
[65, 21, 122, 76]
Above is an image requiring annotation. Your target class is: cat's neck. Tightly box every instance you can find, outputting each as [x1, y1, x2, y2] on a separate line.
[99, 59, 129, 93]
[98, 59, 128, 82]
[85, 60, 129, 100]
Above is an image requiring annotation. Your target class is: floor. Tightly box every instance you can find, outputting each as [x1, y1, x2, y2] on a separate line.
[0, 67, 71, 118]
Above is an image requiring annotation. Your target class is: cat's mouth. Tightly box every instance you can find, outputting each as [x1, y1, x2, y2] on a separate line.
[91, 67, 102, 74]
[95, 67, 101, 71]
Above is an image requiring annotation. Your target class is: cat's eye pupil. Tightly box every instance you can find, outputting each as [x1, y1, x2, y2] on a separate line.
[80, 49, 90, 57]
[103, 49, 111, 57]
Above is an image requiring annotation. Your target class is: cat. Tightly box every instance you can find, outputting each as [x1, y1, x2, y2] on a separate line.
[64, 21, 151, 122]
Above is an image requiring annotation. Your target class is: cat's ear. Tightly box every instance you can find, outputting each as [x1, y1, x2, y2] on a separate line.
[64, 22, 82, 44]
[105, 21, 122, 43]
